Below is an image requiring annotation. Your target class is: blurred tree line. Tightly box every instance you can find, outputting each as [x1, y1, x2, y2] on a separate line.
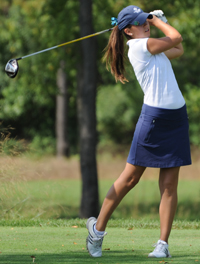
[0, 0, 199, 151]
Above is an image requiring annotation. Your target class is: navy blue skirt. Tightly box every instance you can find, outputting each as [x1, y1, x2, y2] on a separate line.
[127, 104, 191, 168]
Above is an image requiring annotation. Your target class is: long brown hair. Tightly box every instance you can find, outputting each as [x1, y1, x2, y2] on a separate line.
[103, 25, 131, 83]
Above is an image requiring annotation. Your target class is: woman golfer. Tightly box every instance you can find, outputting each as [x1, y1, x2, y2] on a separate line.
[86, 5, 191, 258]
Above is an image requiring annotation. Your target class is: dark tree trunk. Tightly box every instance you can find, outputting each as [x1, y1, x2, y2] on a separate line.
[56, 60, 69, 157]
[78, 0, 99, 218]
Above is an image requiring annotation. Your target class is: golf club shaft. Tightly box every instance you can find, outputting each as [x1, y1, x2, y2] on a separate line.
[16, 28, 113, 61]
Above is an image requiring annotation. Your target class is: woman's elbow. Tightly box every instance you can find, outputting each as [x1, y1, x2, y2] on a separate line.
[176, 34, 183, 45]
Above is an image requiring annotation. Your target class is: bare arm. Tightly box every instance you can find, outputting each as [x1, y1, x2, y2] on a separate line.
[164, 42, 184, 60]
[146, 16, 183, 59]
[163, 23, 184, 59]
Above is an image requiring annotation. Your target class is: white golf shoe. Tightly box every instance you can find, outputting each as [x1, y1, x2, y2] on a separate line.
[86, 217, 107, 257]
[148, 239, 172, 258]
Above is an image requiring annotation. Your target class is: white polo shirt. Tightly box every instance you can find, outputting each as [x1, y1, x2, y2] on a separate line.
[127, 38, 185, 109]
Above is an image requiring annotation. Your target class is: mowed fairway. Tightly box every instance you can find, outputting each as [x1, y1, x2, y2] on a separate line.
[0, 225, 199, 264]
[0, 154, 199, 263]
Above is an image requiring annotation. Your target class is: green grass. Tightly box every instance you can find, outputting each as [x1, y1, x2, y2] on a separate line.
[0, 224, 199, 263]
[0, 218, 199, 229]
[0, 179, 200, 220]
[0, 170, 199, 263]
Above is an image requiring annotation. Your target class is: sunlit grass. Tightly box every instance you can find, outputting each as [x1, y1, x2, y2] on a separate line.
[0, 146, 199, 221]
[0, 225, 199, 264]
[0, 179, 200, 221]
[0, 218, 199, 229]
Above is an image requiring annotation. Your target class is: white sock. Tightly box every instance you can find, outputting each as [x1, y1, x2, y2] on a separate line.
[93, 223, 105, 236]
[159, 239, 168, 245]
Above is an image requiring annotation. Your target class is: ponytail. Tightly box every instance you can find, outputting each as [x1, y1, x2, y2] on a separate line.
[103, 26, 130, 84]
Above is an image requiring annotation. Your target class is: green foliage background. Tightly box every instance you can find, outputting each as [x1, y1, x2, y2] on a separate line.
[0, 0, 199, 151]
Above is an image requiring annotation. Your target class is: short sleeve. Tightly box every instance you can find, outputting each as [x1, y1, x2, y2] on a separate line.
[127, 38, 151, 63]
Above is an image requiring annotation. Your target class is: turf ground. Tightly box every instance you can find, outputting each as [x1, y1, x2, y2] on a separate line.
[0, 154, 199, 263]
[0, 224, 199, 264]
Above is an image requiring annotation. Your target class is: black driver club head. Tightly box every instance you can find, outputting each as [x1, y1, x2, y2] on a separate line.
[5, 59, 19, 78]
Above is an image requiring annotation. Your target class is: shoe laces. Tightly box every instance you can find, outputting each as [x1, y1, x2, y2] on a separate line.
[91, 237, 103, 248]
[89, 232, 107, 247]
[153, 241, 167, 253]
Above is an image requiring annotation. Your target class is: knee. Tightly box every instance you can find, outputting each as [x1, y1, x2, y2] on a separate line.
[125, 174, 141, 189]
[119, 164, 145, 190]
[161, 181, 177, 196]
[159, 167, 179, 196]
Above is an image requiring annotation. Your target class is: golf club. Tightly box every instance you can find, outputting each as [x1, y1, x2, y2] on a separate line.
[5, 27, 114, 78]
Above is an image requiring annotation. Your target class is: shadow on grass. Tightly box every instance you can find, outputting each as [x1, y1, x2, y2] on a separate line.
[3, 201, 200, 221]
[0, 251, 199, 264]
[112, 201, 200, 221]
[41, 201, 200, 221]
[43, 201, 200, 220]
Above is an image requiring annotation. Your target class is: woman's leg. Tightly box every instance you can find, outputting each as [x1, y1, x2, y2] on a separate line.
[159, 167, 180, 244]
[95, 163, 146, 231]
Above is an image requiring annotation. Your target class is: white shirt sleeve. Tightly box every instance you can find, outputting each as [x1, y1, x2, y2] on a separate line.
[127, 38, 151, 64]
